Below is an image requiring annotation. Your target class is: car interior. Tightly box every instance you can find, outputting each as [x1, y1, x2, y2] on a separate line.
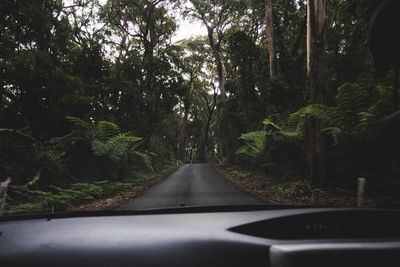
[1, 206, 400, 266]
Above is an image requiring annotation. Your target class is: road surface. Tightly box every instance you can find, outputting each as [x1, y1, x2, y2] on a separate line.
[122, 164, 263, 210]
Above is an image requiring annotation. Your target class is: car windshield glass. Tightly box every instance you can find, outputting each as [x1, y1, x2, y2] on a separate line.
[1, 0, 400, 216]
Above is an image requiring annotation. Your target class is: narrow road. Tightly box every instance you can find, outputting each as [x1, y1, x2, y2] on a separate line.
[122, 164, 263, 210]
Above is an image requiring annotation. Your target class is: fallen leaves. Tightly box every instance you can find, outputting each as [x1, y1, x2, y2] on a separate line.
[214, 165, 376, 208]
[68, 167, 179, 211]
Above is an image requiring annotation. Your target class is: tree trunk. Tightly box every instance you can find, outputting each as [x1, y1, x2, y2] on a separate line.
[306, 0, 327, 184]
[206, 27, 226, 98]
[198, 112, 212, 162]
[179, 109, 188, 161]
[205, 26, 231, 162]
[199, 93, 216, 162]
[264, 0, 276, 77]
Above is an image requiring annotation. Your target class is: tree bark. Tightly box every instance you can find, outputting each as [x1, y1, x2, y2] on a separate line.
[206, 27, 226, 98]
[264, 0, 276, 77]
[306, 0, 327, 184]
[205, 26, 231, 162]
[199, 92, 216, 162]
[179, 108, 189, 160]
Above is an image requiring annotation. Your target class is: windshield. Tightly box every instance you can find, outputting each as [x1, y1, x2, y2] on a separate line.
[1, 0, 399, 216]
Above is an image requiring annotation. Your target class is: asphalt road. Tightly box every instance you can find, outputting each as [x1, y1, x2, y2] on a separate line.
[122, 164, 263, 210]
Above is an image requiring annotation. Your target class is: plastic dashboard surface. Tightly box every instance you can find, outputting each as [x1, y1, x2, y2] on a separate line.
[1, 207, 400, 267]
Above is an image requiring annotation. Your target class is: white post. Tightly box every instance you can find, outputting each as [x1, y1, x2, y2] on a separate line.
[0, 177, 11, 216]
[357, 178, 366, 207]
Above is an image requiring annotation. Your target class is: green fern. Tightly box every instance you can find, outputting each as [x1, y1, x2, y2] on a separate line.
[91, 134, 143, 162]
[132, 151, 154, 172]
[305, 104, 335, 123]
[91, 139, 109, 157]
[67, 116, 152, 173]
[97, 121, 121, 140]
[262, 118, 282, 131]
[238, 131, 266, 151]
[321, 127, 342, 145]
[107, 134, 130, 161]
[235, 131, 266, 167]
[66, 116, 91, 130]
[264, 113, 304, 140]
[285, 107, 306, 131]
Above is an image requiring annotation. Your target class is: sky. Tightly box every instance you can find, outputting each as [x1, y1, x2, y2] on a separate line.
[63, 0, 207, 45]
[173, 18, 207, 42]
[166, 1, 208, 43]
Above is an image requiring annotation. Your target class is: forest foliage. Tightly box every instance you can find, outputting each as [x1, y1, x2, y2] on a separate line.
[1, 0, 400, 212]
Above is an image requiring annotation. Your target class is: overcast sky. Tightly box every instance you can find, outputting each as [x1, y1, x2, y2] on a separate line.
[173, 18, 207, 42]
[166, 1, 207, 43]
[64, 0, 206, 44]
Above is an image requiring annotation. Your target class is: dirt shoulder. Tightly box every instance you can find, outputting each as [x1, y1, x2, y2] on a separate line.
[213, 165, 379, 208]
[213, 165, 279, 204]
[69, 166, 181, 211]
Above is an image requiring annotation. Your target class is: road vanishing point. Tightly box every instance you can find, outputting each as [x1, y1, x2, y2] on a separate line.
[122, 163, 263, 210]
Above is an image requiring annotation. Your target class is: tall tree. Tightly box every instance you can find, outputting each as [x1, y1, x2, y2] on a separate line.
[101, 0, 180, 147]
[185, 0, 245, 162]
[306, 0, 328, 184]
[177, 37, 215, 162]
[264, 0, 276, 77]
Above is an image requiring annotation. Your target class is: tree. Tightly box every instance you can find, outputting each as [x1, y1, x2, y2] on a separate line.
[177, 37, 206, 161]
[306, 0, 328, 184]
[226, 30, 262, 132]
[184, 0, 246, 162]
[264, 0, 276, 77]
[100, 0, 183, 149]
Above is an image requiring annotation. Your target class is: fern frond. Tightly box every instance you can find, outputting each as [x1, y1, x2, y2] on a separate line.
[91, 139, 109, 157]
[91, 133, 143, 162]
[66, 116, 91, 130]
[132, 151, 154, 172]
[235, 146, 251, 156]
[321, 127, 342, 145]
[305, 104, 335, 123]
[236, 131, 266, 161]
[280, 130, 302, 139]
[262, 119, 282, 130]
[97, 121, 121, 140]
[285, 107, 306, 131]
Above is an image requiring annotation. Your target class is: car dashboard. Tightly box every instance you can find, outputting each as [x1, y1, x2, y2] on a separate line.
[1, 206, 400, 266]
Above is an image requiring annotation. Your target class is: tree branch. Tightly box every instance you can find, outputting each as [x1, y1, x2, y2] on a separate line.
[24, 170, 42, 187]
[0, 128, 41, 145]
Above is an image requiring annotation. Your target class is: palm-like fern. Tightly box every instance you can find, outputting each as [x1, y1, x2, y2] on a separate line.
[263, 115, 304, 140]
[67, 116, 153, 171]
[132, 151, 154, 172]
[65, 116, 91, 130]
[235, 131, 266, 167]
[91, 134, 143, 162]
[97, 121, 121, 140]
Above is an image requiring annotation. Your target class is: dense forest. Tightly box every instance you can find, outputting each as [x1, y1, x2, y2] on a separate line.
[1, 0, 400, 213]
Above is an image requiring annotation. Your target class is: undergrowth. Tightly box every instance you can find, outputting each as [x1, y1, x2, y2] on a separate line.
[5, 181, 134, 214]
[226, 167, 251, 180]
[222, 165, 366, 207]
[4, 160, 181, 215]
